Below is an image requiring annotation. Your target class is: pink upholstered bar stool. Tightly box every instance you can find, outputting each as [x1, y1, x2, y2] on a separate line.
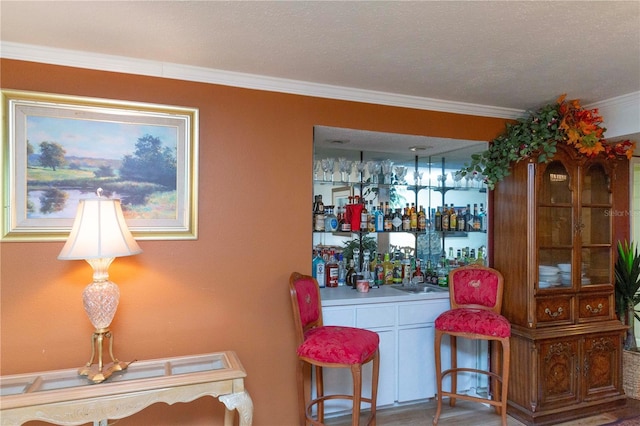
[433, 265, 511, 426]
[289, 272, 380, 426]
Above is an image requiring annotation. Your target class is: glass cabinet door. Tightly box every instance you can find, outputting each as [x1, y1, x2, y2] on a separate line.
[538, 160, 573, 289]
[580, 163, 612, 287]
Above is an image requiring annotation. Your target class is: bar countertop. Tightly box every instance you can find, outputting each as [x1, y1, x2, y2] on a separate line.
[320, 284, 449, 307]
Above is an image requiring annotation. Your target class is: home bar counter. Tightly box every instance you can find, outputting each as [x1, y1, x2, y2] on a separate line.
[319, 284, 482, 413]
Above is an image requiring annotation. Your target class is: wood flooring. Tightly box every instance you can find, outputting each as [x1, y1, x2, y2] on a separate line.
[324, 398, 640, 426]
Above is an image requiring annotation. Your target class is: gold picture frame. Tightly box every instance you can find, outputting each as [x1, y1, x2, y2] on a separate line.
[1, 90, 199, 241]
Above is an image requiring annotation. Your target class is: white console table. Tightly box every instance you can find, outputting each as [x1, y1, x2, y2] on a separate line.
[0, 351, 253, 426]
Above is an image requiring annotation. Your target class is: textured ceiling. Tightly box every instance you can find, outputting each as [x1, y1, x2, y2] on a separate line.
[1, 1, 639, 112]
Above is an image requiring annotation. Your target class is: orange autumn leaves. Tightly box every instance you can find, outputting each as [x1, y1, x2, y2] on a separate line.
[558, 94, 635, 159]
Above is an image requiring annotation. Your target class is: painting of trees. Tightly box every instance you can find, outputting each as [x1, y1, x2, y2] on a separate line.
[119, 134, 177, 189]
[38, 141, 66, 171]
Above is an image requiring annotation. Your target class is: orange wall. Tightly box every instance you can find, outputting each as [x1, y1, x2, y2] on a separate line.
[0, 59, 508, 425]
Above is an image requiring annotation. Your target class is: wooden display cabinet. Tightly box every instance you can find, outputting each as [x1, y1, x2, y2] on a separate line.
[492, 144, 628, 425]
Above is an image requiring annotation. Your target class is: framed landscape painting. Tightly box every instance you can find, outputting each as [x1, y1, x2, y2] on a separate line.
[1, 90, 198, 241]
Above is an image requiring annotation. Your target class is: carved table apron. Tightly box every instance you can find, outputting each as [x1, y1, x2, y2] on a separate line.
[0, 351, 253, 426]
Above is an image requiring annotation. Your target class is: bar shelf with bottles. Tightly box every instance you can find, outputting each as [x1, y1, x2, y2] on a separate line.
[312, 150, 488, 289]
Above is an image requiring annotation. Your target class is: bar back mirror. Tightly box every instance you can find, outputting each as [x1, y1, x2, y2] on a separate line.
[312, 125, 488, 281]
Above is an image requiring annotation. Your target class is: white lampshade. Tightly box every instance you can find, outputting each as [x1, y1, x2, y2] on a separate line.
[58, 197, 142, 260]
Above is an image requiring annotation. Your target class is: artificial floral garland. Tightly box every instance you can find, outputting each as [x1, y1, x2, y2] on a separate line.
[460, 94, 636, 189]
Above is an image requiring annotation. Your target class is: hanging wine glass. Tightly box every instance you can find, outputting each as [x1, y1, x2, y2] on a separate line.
[367, 161, 380, 184]
[337, 157, 353, 182]
[321, 158, 335, 182]
[394, 166, 407, 184]
[381, 159, 394, 184]
[314, 160, 322, 181]
[453, 171, 463, 188]
[413, 170, 424, 186]
[356, 161, 367, 182]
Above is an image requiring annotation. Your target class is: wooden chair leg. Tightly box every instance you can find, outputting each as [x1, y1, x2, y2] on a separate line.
[351, 363, 362, 426]
[500, 338, 510, 426]
[433, 330, 443, 425]
[316, 365, 324, 424]
[296, 360, 306, 426]
[370, 349, 379, 426]
[450, 335, 457, 407]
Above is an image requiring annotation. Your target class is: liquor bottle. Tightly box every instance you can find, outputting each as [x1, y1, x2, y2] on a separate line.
[360, 200, 368, 232]
[313, 194, 324, 216]
[392, 252, 403, 284]
[312, 250, 326, 288]
[376, 203, 385, 232]
[346, 259, 356, 288]
[384, 203, 393, 232]
[369, 251, 378, 276]
[410, 203, 418, 231]
[336, 206, 344, 231]
[418, 206, 427, 231]
[337, 253, 346, 286]
[465, 204, 472, 231]
[368, 205, 376, 232]
[363, 249, 372, 285]
[441, 205, 449, 231]
[425, 259, 435, 285]
[434, 206, 442, 231]
[479, 203, 487, 232]
[324, 206, 338, 232]
[383, 253, 394, 284]
[457, 207, 466, 232]
[412, 258, 425, 284]
[325, 250, 339, 287]
[402, 206, 411, 231]
[450, 207, 457, 231]
[374, 254, 384, 287]
[473, 203, 481, 231]
[392, 209, 402, 231]
[402, 257, 411, 284]
[437, 257, 449, 287]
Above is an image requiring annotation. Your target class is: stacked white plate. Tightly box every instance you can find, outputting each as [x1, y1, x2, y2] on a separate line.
[539, 265, 560, 287]
[557, 264, 571, 285]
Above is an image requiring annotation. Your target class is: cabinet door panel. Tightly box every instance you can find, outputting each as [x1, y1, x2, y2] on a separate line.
[398, 325, 434, 402]
[583, 334, 620, 401]
[539, 339, 580, 408]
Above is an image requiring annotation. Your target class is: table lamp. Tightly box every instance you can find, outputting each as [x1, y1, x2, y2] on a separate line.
[58, 189, 142, 383]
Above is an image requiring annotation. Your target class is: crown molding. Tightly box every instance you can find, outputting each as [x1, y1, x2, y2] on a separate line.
[1, 41, 524, 119]
[588, 92, 640, 139]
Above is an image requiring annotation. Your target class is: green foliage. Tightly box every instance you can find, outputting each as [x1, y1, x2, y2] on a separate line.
[615, 241, 640, 321]
[38, 141, 66, 171]
[94, 164, 115, 178]
[460, 102, 563, 189]
[341, 235, 378, 262]
[120, 134, 177, 189]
